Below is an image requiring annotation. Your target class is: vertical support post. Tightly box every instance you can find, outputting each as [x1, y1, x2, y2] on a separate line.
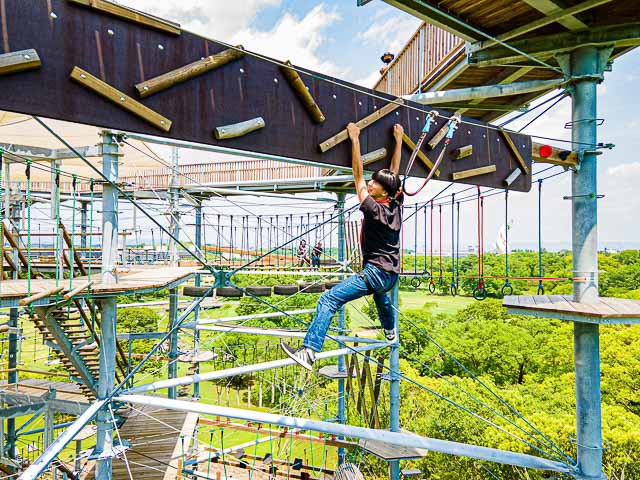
[568, 46, 605, 480]
[80, 201, 88, 250]
[6, 191, 20, 460]
[336, 193, 346, 465]
[6, 307, 18, 459]
[193, 201, 202, 400]
[168, 288, 179, 399]
[95, 131, 120, 480]
[417, 24, 425, 93]
[169, 147, 180, 267]
[388, 281, 400, 480]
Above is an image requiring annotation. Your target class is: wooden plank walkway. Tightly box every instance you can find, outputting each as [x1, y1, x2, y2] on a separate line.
[0, 266, 200, 300]
[83, 405, 198, 480]
[503, 295, 640, 320]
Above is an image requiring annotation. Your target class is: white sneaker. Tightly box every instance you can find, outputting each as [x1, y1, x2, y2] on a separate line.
[281, 342, 315, 371]
[384, 329, 396, 342]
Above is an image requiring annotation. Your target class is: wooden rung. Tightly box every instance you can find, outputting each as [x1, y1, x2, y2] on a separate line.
[532, 142, 578, 167]
[499, 128, 530, 175]
[452, 145, 473, 159]
[63, 281, 95, 300]
[402, 134, 440, 177]
[70, 66, 172, 132]
[427, 121, 450, 151]
[136, 47, 245, 98]
[280, 60, 326, 123]
[319, 99, 404, 153]
[66, 0, 181, 35]
[452, 165, 497, 180]
[0, 49, 41, 76]
[214, 117, 265, 140]
[362, 148, 387, 166]
[19, 287, 65, 306]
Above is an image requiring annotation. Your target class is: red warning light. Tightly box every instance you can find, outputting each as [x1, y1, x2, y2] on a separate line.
[539, 144, 553, 158]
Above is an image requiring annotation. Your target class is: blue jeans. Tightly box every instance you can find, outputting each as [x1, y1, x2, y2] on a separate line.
[311, 255, 321, 268]
[303, 263, 398, 352]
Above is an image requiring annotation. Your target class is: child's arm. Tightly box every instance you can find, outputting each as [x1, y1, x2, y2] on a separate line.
[347, 123, 368, 203]
[389, 124, 404, 175]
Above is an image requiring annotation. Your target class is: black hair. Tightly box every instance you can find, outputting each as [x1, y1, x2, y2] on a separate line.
[372, 169, 402, 199]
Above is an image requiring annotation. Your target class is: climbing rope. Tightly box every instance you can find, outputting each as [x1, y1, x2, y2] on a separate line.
[502, 189, 514, 296]
[473, 187, 487, 300]
[403, 115, 460, 197]
[438, 204, 443, 289]
[450, 193, 457, 296]
[537, 179, 545, 295]
[428, 201, 435, 293]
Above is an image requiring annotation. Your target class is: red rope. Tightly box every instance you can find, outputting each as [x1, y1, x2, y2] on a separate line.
[429, 200, 434, 276]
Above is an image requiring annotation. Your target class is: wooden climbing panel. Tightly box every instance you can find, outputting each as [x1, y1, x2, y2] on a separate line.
[0, 0, 532, 192]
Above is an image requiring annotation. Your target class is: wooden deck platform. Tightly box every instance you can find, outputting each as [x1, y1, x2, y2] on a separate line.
[0, 266, 200, 306]
[82, 405, 199, 480]
[503, 295, 640, 324]
[0, 379, 91, 415]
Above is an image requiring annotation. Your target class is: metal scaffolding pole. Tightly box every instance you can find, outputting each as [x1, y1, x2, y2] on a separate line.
[567, 46, 606, 480]
[336, 193, 346, 465]
[95, 131, 120, 480]
[389, 281, 400, 480]
[168, 287, 179, 400]
[193, 201, 202, 399]
[115, 395, 573, 475]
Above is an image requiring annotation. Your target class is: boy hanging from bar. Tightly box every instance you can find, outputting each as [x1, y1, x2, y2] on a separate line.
[282, 123, 404, 370]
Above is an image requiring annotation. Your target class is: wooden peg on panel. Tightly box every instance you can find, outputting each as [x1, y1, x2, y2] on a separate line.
[499, 128, 530, 175]
[402, 134, 440, 177]
[214, 117, 265, 140]
[67, 0, 181, 35]
[0, 49, 41, 76]
[426, 121, 450, 151]
[70, 67, 172, 132]
[318, 99, 404, 153]
[280, 60, 326, 123]
[136, 47, 246, 98]
[452, 145, 473, 159]
[452, 165, 496, 180]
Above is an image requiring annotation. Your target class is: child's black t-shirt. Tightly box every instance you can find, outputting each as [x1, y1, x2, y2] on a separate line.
[359, 195, 403, 274]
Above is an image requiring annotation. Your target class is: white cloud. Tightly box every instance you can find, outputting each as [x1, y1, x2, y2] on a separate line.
[229, 5, 343, 76]
[359, 15, 421, 54]
[118, 0, 282, 40]
[353, 68, 383, 89]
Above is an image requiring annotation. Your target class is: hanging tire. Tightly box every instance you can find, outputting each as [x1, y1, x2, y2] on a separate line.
[450, 284, 458, 296]
[216, 286, 243, 297]
[304, 282, 326, 294]
[410, 276, 422, 289]
[182, 286, 215, 297]
[501, 284, 514, 296]
[274, 284, 299, 296]
[246, 286, 273, 297]
[537, 284, 545, 295]
[473, 287, 488, 301]
[428, 282, 436, 294]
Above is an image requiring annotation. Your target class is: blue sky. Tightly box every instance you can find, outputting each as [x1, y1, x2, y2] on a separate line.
[118, 0, 640, 250]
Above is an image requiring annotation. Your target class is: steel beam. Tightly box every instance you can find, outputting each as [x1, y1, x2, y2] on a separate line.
[336, 193, 346, 465]
[95, 130, 119, 480]
[389, 281, 401, 480]
[405, 79, 563, 105]
[0, 402, 47, 420]
[469, 23, 640, 67]
[125, 343, 387, 395]
[115, 395, 573, 475]
[19, 400, 106, 480]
